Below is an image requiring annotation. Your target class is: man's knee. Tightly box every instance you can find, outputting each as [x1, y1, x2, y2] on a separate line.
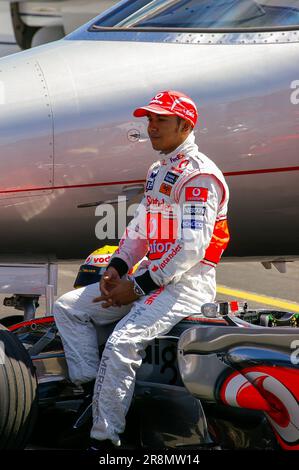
[54, 290, 77, 319]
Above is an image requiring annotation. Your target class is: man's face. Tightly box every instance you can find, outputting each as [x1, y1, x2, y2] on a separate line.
[147, 112, 188, 154]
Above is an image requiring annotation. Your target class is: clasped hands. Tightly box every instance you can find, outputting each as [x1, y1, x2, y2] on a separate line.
[93, 266, 139, 308]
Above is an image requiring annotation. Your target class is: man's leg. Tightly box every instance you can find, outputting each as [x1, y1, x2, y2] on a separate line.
[90, 287, 197, 444]
[54, 282, 131, 385]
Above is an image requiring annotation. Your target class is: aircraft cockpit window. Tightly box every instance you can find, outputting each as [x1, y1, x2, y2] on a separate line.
[91, 0, 152, 27]
[91, 0, 299, 30]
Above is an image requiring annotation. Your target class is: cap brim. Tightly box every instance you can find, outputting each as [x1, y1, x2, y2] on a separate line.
[133, 104, 175, 118]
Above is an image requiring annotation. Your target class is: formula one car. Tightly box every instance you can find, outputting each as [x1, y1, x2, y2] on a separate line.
[1, 303, 298, 450]
[0, 248, 298, 450]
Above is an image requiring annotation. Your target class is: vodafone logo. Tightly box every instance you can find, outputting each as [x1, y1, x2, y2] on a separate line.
[150, 92, 165, 105]
[94, 256, 111, 263]
[192, 188, 201, 197]
[86, 255, 111, 266]
[149, 241, 172, 254]
[185, 187, 209, 202]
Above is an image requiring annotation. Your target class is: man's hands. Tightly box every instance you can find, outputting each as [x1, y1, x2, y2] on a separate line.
[100, 266, 120, 296]
[94, 267, 139, 308]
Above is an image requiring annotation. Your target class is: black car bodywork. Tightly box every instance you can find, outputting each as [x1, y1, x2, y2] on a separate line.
[0, 304, 298, 450]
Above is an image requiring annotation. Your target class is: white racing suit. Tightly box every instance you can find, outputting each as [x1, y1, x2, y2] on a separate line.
[54, 132, 230, 444]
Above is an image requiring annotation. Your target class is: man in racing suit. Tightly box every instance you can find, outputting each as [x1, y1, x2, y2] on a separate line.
[54, 90, 230, 449]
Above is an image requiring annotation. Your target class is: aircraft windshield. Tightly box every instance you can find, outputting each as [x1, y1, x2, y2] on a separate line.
[92, 0, 299, 29]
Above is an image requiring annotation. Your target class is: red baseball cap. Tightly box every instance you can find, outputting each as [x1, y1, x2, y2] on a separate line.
[133, 90, 198, 127]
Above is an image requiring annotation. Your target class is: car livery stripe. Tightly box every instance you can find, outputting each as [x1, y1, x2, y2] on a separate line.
[9, 316, 55, 331]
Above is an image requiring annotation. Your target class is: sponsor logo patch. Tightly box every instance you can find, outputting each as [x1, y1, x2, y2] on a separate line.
[159, 245, 182, 269]
[170, 153, 185, 163]
[149, 241, 173, 256]
[144, 286, 165, 305]
[146, 180, 154, 191]
[86, 254, 112, 266]
[149, 168, 159, 179]
[185, 187, 208, 202]
[171, 166, 184, 174]
[146, 167, 159, 192]
[181, 219, 204, 230]
[164, 171, 179, 185]
[159, 182, 172, 196]
[146, 196, 172, 208]
[177, 159, 190, 170]
[183, 205, 206, 216]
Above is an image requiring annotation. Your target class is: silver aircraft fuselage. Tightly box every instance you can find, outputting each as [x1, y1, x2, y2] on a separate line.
[0, 22, 298, 260]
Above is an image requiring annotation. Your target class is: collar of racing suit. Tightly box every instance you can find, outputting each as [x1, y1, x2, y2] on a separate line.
[159, 131, 197, 161]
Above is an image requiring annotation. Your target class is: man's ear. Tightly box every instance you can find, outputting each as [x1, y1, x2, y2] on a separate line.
[182, 120, 191, 133]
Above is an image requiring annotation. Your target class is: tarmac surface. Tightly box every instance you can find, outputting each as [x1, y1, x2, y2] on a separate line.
[0, 257, 299, 321]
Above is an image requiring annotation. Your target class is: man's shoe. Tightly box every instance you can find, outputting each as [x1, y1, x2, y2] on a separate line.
[87, 438, 117, 453]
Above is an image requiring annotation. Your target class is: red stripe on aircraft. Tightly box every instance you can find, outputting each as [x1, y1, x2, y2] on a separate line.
[0, 179, 145, 194]
[225, 166, 299, 177]
[0, 166, 299, 194]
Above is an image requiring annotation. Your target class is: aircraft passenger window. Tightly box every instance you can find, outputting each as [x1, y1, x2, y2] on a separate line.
[92, 0, 299, 30]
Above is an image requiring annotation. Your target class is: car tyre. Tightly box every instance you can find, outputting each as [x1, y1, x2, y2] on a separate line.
[0, 325, 38, 449]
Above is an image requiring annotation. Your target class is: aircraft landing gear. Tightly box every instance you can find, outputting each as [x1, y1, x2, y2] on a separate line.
[3, 295, 39, 322]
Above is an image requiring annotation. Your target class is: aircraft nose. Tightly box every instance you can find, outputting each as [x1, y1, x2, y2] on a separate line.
[0, 57, 54, 193]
